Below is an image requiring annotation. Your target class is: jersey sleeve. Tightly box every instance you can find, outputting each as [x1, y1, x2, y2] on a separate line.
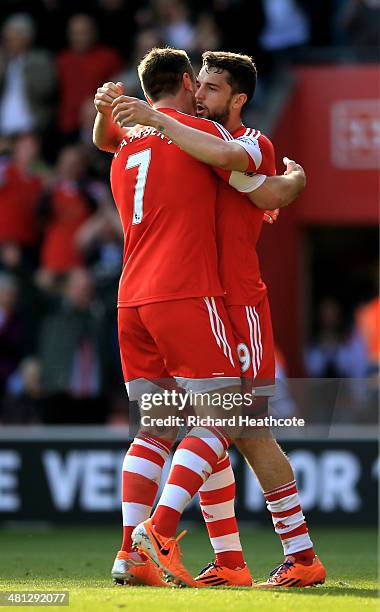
[227, 132, 277, 192]
[176, 114, 277, 193]
[234, 131, 276, 175]
[191, 121, 277, 178]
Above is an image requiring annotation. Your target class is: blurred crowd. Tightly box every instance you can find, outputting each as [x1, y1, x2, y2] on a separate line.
[0, 0, 378, 424]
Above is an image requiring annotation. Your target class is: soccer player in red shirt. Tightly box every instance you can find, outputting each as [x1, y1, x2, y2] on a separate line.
[94, 48, 287, 587]
[94, 51, 313, 588]
[111, 51, 325, 589]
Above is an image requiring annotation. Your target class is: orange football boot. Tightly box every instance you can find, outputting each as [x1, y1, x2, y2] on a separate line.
[132, 518, 199, 587]
[255, 555, 326, 588]
[111, 550, 169, 586]
[195, 562, 253, 587]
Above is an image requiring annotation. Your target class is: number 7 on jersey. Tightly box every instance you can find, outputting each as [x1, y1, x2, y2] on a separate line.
[126, 148, 151, 225]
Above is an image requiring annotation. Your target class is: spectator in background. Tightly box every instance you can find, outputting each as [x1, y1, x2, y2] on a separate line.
[0, 133, 45, 259]
[0, 13, 56, 140]
[38, 267, 112, 423]
[0, 273, 26, 401]
[156, 0, 195, 51]
[57, 13, 122, 140]
[193, 13, 222, 56]
[354, 286, 379, 377]
[304, 297, 368, 379]
[352, 293, 379, 421]
[76, 193, 123, 306]
[39, 145, 96, 278]
[1, 356, 43, 424]
[0, 242, 57, 353]
[113, 28, 164, 100]
[258, 0, 310, 77]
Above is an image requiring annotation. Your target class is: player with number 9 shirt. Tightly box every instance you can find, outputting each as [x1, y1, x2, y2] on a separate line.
[106, 49, 325, 589]
[109, 49, 265, 394]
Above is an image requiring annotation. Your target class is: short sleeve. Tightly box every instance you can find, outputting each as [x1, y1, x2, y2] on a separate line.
[174, 113, 276, 193]
[234, 136, 263, 173]
[234, 132, 276, 175]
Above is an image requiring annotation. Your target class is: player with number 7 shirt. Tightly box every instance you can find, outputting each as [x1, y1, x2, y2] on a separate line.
[94, 47, 325, 589]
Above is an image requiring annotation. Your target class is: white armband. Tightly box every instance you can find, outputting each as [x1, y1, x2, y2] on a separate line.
[229, 171, 267, 193]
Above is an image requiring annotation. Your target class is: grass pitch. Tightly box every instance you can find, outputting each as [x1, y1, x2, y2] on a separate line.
[0, 525, 377, 611]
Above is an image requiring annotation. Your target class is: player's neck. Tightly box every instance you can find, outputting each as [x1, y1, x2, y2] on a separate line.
[223, 114, 244, 135]
[154, 93, 195, 116]
[154, 97, 177, 111]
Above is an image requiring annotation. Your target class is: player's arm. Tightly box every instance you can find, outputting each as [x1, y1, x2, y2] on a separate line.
[93, 82, 126, 153]
[149, 113, 307, 209]
[111, 96, 249, 171]
[244, 158, 306, 210]
[111, 96, 306, 209]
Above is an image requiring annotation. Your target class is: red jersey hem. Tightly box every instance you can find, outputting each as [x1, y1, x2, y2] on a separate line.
[117, 290, 225, 307]
[223, 285, 267, 307]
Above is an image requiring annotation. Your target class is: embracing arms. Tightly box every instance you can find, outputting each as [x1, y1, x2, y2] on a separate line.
[92, 83, 306, 212]
[110, 96, 306, 211]
[93, 82, 126, 152]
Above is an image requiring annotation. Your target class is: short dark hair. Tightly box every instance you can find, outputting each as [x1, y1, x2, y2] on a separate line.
[202, 51, 257, 107]
[138, 47, 195, 102]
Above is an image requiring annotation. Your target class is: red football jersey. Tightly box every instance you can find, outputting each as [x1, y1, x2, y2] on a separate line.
[216, 127, 276, 306]
[110, 108, 258, 307]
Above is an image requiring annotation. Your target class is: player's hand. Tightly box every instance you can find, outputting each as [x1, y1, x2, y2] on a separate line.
[94, 82, 124, 116]
[264, 209, 280, 224]
[111, 96, 155, 128]
[283, 157, 307, 195]
[283, 156, 305, 177]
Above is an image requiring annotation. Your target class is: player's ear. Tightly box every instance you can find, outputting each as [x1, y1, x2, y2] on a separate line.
[233, 92, 247, 111]
[182, 72, 194, 92]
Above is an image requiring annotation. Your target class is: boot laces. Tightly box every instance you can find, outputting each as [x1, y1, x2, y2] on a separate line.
[269, 559, 294, 582]
[198, 561, 220, 576]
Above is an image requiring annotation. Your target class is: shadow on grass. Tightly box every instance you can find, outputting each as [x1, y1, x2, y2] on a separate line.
[215, 585, 378, 599]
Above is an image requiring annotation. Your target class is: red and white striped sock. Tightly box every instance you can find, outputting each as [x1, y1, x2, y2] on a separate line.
[199, 453, 245, 569]
[121, 433, 172, 552]
[152, 427, 229, 538]
[264, 479, 315, 565]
